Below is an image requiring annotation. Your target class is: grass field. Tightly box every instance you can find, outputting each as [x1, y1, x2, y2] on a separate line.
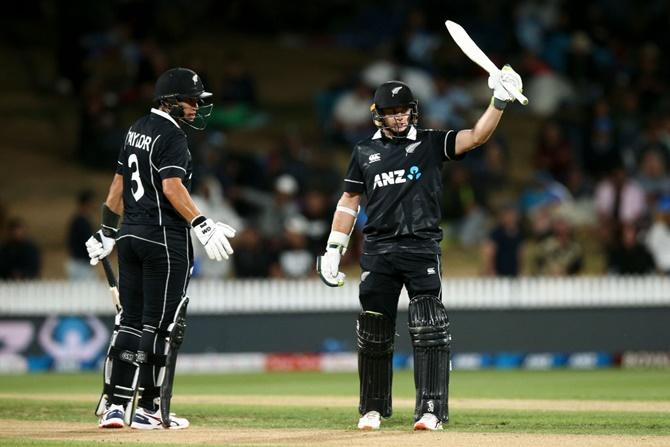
[0, 369, 669, 446]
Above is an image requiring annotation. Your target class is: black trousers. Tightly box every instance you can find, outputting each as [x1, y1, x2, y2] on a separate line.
[359, 252, 442, 321]
[116, 224, 193, 331]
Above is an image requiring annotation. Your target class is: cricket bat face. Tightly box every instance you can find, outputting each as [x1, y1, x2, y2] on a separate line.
[445, 20, 499, 75]
[445, 20, 528, 105]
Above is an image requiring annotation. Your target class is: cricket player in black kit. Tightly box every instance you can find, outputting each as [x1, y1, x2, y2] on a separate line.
[86, 67, 236, 430]
[317, 66, 524, 430]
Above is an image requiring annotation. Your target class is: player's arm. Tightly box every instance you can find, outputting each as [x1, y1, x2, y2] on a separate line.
[317, 192, 361, 287]
[86, 174, 124, 265]
[454, 65, 523, 156]
[454, 105, 503, 155]
[163, 177, 236, 262]
[162, 178, 201, 223]
[105, 174, 124, 215]
[481, 238, 497, 276]
[331, 192, 361, 241]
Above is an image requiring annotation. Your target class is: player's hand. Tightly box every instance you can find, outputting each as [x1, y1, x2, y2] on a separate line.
[489, 64, 523, 103]
[192, 216, 236, 261]
[317, 248, 346, 287]
[86, 229, 116, 266]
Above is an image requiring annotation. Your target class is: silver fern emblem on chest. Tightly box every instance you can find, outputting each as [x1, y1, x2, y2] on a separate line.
[405, 141, 422, 156]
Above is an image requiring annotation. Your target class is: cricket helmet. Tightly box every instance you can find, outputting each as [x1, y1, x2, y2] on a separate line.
[370, 80, 419, 135]
[154, 67, 213, 130]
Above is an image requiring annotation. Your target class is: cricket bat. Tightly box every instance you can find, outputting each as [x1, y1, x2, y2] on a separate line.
[445, 20, 528, 105]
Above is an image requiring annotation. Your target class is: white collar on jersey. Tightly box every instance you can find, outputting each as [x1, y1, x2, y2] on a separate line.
[150, 108, 181, 129]
[372, 125, 417, 141]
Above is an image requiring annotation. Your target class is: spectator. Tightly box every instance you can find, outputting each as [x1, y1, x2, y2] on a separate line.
[532, 217, 583, 276]
[635, 149, 670, 200]
[424, 75, 473, 130]
[191, 177, 244, 279]
[66, 189, 97, 280]
[481, 205, 524, 277]
[400, 10, 440, 70]
[519, 172, 571, 217]
[442, 165, 488, 247]
[332, 80, 375, 145]
[277, 216, 313, 278]
[301, 190, 331, 257]
[607, 224, 655, 275]
[594, 165, 647, 226]
[644, 196, 670, 274]
[534, 120, 575, 185]
[0, 218, 41, 280]
[584, 99, 618, 177]
[232, 227, 277, 278]
[235, 174, 302, 243]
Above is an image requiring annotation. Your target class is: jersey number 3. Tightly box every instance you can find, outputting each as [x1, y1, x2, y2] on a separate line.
[128, 154, 145, 201]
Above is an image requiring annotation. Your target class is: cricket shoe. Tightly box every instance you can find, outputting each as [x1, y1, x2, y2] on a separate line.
[98, 404, 125, 429]
[357, 411, 381, 430]
[131, 406, 190, 430]
[413, 413, 443, 431]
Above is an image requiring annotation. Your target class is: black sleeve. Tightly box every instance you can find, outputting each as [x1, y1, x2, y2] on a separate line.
[433, 129, 463, 162]
[155, 131, 189, 180]
[343, 147, 365, 193]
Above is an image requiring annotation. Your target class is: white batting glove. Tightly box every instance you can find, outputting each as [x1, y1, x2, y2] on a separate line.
[489, 64, 523, 102]
[86, 230, 116, 265]
[192, 216, 236, 261]
[317, 248, 346, 287]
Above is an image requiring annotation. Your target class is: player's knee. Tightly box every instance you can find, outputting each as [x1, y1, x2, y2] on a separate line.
[357, 311, 395, 355]
[408, 295, 451, 348]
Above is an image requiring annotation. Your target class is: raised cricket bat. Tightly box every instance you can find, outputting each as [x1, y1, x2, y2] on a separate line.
[445, 20, 528, 105]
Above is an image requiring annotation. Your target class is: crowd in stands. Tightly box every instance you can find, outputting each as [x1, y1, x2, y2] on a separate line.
[2, 0, 669, 280]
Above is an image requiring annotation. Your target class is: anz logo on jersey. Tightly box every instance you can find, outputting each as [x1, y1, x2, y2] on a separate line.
[372, 165, 422, 189]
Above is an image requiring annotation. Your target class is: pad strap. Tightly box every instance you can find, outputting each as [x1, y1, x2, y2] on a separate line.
[136, 350, 167, 367]
[109, 346, 137, 364]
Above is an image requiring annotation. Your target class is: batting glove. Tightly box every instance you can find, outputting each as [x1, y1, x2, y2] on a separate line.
[489, 64, 523, 104]
[317, 248, 346, 287]
[192, 215, 236, 261]
[86, 229, 116, 265]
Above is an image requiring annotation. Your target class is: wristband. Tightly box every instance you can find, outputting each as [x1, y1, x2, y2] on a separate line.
[191, 215, 207, 227]
[101, 203, 120, 237]
[491, 96, 508, 111]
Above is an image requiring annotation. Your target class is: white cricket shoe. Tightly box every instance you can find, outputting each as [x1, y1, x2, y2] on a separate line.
[131, 406, 190, 430]
[357, 410, 381, 430]
[98, 404, 125, 429]
[413, 413, 443, 431]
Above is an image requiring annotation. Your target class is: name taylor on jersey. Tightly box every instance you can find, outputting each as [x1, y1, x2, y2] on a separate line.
[126, 130, 153, 151]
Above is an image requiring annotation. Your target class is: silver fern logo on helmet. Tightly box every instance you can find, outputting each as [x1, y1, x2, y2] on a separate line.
[391, 86, 403, 96]
[192, 74, 198, 85]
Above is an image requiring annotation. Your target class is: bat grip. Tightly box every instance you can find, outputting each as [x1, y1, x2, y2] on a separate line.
[101, 258, 117, 289]
[509, 88, 528, 105]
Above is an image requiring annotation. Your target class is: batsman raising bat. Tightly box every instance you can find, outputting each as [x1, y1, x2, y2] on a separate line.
[317, 49, 524, 429]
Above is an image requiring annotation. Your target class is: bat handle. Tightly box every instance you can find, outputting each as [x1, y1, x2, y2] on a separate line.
[509, 88, 528, 106]
[101, 258, 117, 288]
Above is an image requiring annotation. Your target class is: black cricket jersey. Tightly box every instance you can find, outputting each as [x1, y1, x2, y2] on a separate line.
[344, 126, 463, 255]
[116, 108, 192, 228]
